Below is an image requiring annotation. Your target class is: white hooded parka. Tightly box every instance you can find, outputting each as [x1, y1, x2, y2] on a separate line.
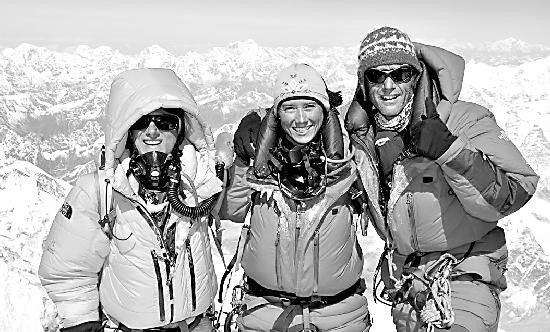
[39, 68, 222, 329]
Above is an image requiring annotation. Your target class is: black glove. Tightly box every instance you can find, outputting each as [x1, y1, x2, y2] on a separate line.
[60, 321, 103, 332]
[344, 86, 371, 137]
[254, 107, 279, 178]
[233, 111, 261, 166]
[408, 99, 457, 160]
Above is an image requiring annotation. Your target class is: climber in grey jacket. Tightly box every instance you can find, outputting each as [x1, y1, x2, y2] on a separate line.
[345, 27, 538, 332]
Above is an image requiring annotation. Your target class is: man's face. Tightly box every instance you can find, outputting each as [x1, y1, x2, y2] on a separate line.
[278, 99, 324, 145]
[366, 64, 417, 119]
[131, 109, 181, 155]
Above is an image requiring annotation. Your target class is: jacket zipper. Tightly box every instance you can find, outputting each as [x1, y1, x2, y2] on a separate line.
[313, 230, 320, 295]
[164, 260, 174, 323]
[273, 202, 283, 290]
[294, 202, 305, 291]
[127, 195, 175, 322]
[133, 203, 170, 254]
[112, 189, 171, 258]
[406, 192, 420, 252]
[185, 238, 197, 311]
[151, 251, 166, 322]
[274, 220, 282, 289]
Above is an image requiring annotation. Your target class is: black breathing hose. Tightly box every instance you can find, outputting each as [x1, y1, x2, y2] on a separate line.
[166, 160, 225, 219]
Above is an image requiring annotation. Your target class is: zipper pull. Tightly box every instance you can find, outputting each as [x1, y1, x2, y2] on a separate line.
[162, 251, 175, 266]
[168, 266, 176, 285]
[296, 202, 305, 228]
[274, 229, 280, 246]
[298, 202, 306, 212]
[395, 148, 415, 165]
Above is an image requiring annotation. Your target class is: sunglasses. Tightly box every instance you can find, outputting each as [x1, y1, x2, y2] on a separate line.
[130, 114, 180, 131]
[364, 66, 416, 84]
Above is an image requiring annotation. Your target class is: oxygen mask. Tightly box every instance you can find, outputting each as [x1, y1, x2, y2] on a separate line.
[128, 150, 172, 191]
[270, 140, 327, 201]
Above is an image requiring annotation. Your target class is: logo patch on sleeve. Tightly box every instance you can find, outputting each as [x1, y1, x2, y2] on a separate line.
[59, 202, 73, 219]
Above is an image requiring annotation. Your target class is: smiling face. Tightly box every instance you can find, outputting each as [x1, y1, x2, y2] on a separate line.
[366, 64, 418, 119]
[130, 109, 181, 155]
[278, 98, 324, 145]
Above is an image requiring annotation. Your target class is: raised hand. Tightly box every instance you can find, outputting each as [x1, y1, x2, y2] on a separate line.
[233, 111, 262, 166]
[344, 85, 371, 136]
[408, 98, 457, 160]
[214, 131, 235, 168]
[254, 106, 279, 178]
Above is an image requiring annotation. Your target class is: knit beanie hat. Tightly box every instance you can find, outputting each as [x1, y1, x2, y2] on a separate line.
[273, 64, 331, 112]
[357, 27, 421, 89]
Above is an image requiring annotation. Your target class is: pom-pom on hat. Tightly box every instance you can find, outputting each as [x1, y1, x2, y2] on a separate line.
[273, 64, 331, 112]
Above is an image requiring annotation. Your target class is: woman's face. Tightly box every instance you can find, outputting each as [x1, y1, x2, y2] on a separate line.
[278, 99, 324, 144]
[130, 109, 181, 155]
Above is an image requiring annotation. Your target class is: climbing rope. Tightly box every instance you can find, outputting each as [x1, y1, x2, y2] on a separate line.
[373, 249, 460, 331]
[419, 253, 458, 331]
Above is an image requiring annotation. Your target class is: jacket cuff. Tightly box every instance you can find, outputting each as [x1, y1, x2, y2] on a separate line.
[436, 135, 467, 165]
[58, 303, 100, 329]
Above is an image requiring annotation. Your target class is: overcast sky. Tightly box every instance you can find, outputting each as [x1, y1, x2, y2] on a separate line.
[2, 0, 548, 54]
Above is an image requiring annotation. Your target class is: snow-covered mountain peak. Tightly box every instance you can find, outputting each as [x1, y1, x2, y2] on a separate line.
[488, 37, 550, 53]
[71, 44, 123, 61]
[227, 39, 260, 50]
[139, 44, 175, 60]
[4, 43, 48, 58]
[138, 44, 177, 69]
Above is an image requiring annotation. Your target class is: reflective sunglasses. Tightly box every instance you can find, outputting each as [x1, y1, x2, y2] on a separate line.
[130, 114, 180, 131]
[364, 66, 415, 84]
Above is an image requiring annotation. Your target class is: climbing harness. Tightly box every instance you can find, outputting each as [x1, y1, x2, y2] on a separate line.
[215, 209, 251, 331]
[373, 243, 475, 331]
[223, 279, 246, 331]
